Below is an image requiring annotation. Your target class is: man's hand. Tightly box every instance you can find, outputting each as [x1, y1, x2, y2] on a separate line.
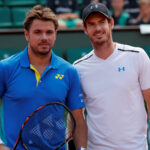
[0, 144, 10, 150]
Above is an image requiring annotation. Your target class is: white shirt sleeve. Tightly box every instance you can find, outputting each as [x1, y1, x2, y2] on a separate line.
[138, 48, 150, 90]
[0, 138, 3, 144]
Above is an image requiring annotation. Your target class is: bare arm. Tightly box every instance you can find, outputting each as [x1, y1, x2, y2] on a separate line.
[72, 108, 87, 149]
[0, 144, 10, 150]
[142, 88, 150, 120]
[57, 13, 80, 20]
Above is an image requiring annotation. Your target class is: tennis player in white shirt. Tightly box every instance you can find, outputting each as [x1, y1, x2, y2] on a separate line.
[74, 2, 150, 150]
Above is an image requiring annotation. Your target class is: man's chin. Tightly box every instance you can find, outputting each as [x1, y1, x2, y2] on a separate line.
[38, 49, 51, 55]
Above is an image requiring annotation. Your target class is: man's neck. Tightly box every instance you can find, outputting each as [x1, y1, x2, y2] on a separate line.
[28, 49, 51, 75]
[93, 42, 116, 60]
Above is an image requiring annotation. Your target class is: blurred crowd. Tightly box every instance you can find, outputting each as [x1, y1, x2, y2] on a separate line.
[46, 0, 150, 29]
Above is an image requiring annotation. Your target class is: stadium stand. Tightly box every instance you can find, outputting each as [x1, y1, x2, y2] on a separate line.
[37, 0, 46, 5]
[0, 0, 3, 6]
[4, 0, 37, 6]
[12, 7, 32, 27]
[0, 0, 47, 28]
[0, 7, 12, 28]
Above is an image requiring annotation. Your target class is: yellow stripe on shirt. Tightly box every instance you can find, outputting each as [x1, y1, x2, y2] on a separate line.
[30, 64, 41, 86]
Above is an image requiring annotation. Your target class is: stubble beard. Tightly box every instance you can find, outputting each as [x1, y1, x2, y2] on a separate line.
[30, 44, 51, 57]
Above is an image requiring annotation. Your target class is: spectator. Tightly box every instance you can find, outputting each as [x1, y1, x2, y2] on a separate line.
[82, 0, 111, 9]
[110, 0, 130, 26]
[46, 0, 83, 29]
[127, 0, 150, 25]
[124, 0, 139, 18]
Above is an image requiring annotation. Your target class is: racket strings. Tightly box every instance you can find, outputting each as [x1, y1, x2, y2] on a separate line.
[21, 104, 73, 150]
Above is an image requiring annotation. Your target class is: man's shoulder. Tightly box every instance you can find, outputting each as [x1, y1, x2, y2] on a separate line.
[0, 51, 23, 80]
[73, 50, 94, 66]
[117, 43, 144, 53]
[0, 51, 23, 68]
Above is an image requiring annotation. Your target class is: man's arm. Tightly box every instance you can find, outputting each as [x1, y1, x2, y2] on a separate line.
[56, 13, 80, 20]
[142, 88, 150, 121]
[72, 108, 87, 150]
[0, 144, 10, 150]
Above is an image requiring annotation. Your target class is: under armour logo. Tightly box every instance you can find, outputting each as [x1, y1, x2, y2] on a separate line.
[118, 67, 125, 72]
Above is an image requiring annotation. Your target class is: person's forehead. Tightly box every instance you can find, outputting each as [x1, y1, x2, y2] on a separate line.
[30, 19, 55, 30]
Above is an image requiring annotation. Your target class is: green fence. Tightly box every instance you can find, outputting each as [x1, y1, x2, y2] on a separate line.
[0, 27, 150, 63]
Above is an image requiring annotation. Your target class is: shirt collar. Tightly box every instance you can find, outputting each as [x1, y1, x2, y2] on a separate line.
[20, 47, 60, 69]
[20, 47, 30, 68]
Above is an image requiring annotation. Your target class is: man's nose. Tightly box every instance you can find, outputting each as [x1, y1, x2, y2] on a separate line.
[41, 33, 48, 41]
[95, 24, 102, 31]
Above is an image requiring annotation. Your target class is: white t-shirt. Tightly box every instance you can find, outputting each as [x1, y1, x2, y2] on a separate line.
[74, 43, 150, 150]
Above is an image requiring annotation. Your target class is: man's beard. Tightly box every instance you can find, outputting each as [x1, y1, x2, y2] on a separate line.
[30, 43, 51, 56]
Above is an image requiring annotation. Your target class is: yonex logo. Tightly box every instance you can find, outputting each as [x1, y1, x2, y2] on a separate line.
[118, 67, 125, 72]
[55, 74, 64, 80]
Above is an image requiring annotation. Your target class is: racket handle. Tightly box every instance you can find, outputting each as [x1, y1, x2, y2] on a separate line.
[77, 148, 86, 150]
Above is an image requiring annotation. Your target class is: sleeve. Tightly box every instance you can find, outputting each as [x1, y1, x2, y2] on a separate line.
[138, 48, 150, 90]
[66, 67, 85, 111]
[0, 62, 5, 98]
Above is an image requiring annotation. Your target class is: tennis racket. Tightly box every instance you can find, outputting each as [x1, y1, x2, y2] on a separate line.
[12, 102, 76, 150]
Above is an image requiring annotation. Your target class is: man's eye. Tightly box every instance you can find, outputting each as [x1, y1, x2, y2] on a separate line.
[34, 31, 40, 34]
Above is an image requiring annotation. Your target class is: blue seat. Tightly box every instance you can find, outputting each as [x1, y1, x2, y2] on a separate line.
[37, 0, 46, 5]
[4, 0, 37, 6]
[0, 7, 12, 28]
[12, 7, 31, 27]
[66, 47, 92, 64]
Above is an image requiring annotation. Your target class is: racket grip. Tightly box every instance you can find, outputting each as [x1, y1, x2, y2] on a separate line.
[77, 148, 86, 150]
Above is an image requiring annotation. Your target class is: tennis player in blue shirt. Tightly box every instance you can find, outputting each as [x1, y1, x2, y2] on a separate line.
[0, 5, 87, 150]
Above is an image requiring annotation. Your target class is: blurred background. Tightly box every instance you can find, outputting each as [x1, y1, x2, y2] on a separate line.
[0, 0, 150, 149]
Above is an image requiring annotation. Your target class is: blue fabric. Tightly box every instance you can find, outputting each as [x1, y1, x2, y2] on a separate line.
[21, 104, 66, 150]
[0, 47, 85, 149]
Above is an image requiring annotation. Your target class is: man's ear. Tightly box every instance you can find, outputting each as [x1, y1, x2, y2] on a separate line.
[82, 24, 88, 35]
[109, 17, 114, 30]
[24, 29, 29, 42]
